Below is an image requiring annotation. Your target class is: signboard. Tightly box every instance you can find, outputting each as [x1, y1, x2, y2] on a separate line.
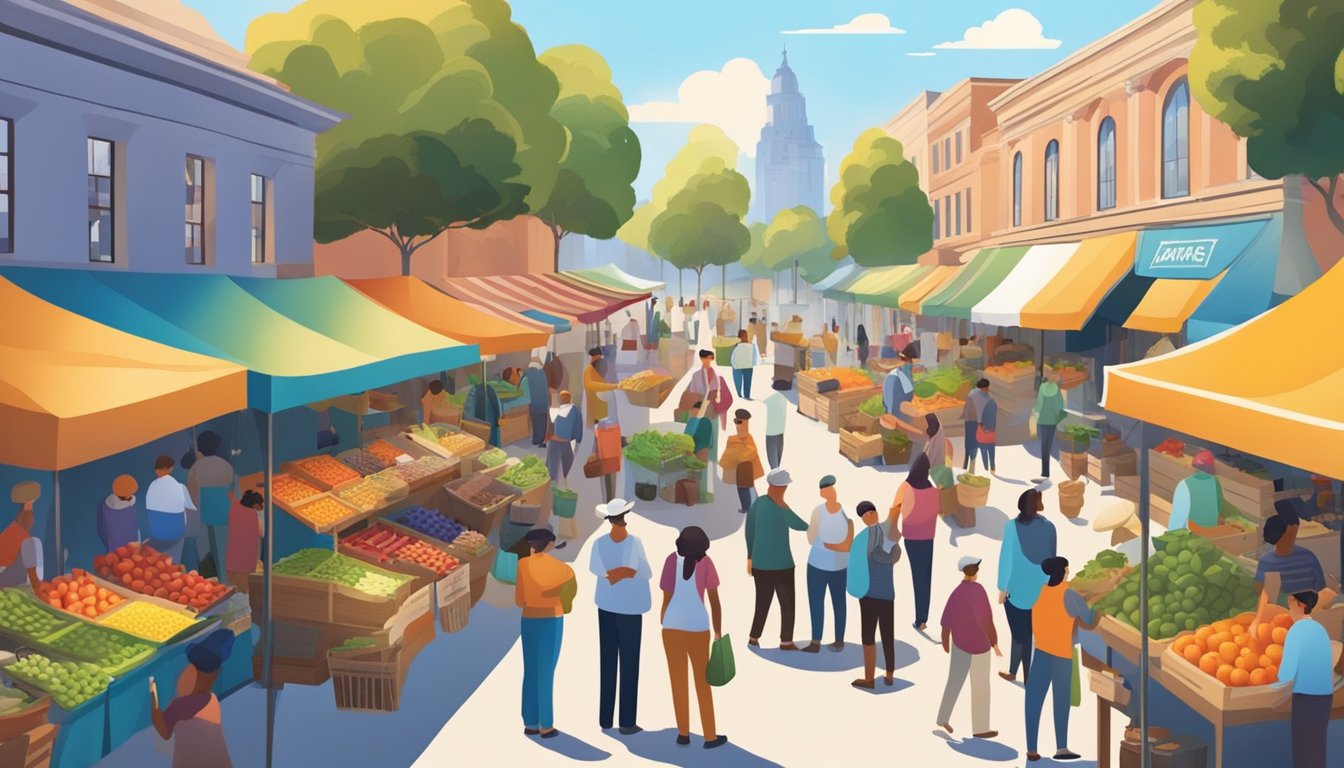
[1133, 219, 1269, 280]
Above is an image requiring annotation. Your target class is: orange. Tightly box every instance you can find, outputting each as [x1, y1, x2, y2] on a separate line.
[1240, 646, 1254, 657]
[1255, 623, 1273, 646]
[1234, 655, 1253, 672]
[1249, 669, 1268, 686]
[1173, 636, 1192, 654]
[1208, 632, 1231, 649]
[1183, 644, 1203, 664]
[1216, 664, 1234, 685]
[1266, 644, 1283, 663]
[1213, 619, 1232, 633]
[1272, 613, 1294, 629]
[1195, 626, 1215, 644]
[1272, 627, 1288, 644]
[1235, 612, 1254, 625]
[1229, 668, 1250, 687]
[1234, 633, 1249, 648]
[1265, 664, 1278, 682]
[1199, 653, 1221, 676]
[1229, 624, 1245, 636]
[1219, 642, 1240, 663]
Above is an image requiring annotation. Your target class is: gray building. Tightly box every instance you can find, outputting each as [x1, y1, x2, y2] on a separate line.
[0, 0, 341, 275]
[752, 48, 825, 223]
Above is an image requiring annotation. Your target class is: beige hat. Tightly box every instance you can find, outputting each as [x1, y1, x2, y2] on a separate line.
[10, 481, 40, 504]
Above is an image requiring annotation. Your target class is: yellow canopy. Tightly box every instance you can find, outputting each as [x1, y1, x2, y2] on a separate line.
[898, 265, 961, 314]
[1018, 233, 1136, 331]
[0, 277, 247, 471]
[1103, 261, 1344, 479]
[347, 277, 551, 356]
[1123, 276, 1224, 334]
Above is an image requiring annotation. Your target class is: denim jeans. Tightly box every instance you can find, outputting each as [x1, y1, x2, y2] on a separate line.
[737, 485, 756, 513]
[1038, 424, 1057, 478]
[597, 610, 641, 729]
[905, 538, 934, 626]
[521, 617, 564, 730]
[806, 565, 847, 644]
[979, 442, 996, 472]
[765, 434, 784, 470]
[1004, 603, 1034, 679]
[732, 367, 753, 399]
[1024, 649, 1072, 753]
[963, 421, 978, 470]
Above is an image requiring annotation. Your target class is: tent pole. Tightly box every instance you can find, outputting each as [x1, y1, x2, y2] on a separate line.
[1137, 421, 1151, 768]
[263, 412, 276, 768]
[53, 470, 62, 575]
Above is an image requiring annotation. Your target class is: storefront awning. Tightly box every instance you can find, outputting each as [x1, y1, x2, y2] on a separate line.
[1103, 258, 1344, 479]
[1123, 218, 1278, 341]
[1016, 233, 1138, 331]
[433, 273, 647, 325]
[815, 263, 862, 301]
[0, 276, 247, 470]
[918, 246, 1030, 320]
[846, 265, 932, 309]
[558, 264, 665, 294]
[1, 268, 478, 413]
[971, 243, 1081, 327]
[899, 265, 961, 314]
[521, 310, 573, 335]
[347, 277, 551, 356]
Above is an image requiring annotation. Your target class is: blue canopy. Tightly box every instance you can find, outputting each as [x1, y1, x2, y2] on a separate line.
[522, 309, 573, 334]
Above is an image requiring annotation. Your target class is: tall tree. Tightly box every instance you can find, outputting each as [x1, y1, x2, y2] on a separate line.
[536, 45, 641, 270]
[827, 129, 933, 267]
[760, 206, 838, 300]
[1191, 0, 1344, 235]
[247, 0, 566, 274]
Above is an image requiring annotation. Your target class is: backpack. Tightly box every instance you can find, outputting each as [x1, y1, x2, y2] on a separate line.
[846, 527, 871, 599]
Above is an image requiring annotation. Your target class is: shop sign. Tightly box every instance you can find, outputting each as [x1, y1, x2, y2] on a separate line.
[1149, 239, 1217, 271]
[1134, 219, 1271, 279]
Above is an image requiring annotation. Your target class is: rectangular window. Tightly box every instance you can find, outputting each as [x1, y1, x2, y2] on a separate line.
[932, 144, 940, 175]
[954, 191, 962, 236]
[250, 174, 267, 263]
[943, 138, 952, 169]
[931, 200, 939, 241]
[0, 117, 11, 253]
[185, 155, 205, 265]
[955, 132, 963, 164]
[965, 188, 972, 234]
[88, 138, 114, 263]
[943, 196, 951, 238]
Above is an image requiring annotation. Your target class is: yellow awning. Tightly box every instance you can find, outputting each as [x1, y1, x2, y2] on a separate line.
[1124, 275, 1225, 334]
[1018, 233, 1136, 331]
[1103, 260, 1344, 479]
[899, 265, 962, 313]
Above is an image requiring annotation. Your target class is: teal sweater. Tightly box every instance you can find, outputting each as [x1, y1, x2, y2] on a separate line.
[746, 496, 808, 570]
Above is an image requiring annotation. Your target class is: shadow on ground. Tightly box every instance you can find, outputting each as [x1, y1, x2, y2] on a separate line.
[616, 727, 784, 767]
[528, 731, 612, 761]
[933, 731, 1021, 762]
[946, 505, 1009, 544]
[747, 640, 920, 673]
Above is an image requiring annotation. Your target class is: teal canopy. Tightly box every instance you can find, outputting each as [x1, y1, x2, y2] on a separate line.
[814, 262, 861, 301]
[521, 309, 573, 334]
[1134, 219, 1269, 279]
[0, 268, 479, 412]
[1184, 217, 1282, 342]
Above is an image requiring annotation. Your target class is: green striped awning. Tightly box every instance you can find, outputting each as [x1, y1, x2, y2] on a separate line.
[917, 247, 1030, 320]
[847, 264, 933, 309]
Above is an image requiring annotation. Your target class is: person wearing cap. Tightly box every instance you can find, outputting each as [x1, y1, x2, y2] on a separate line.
[1274, 590, 1334, 768]
[847, 500, 901, 688]
[804, 475, 853, 653]
[584, 347, 620, 426]
[1025, 556, 1103, 762]
[98, 475, 141, 553]
[937, 556, 1001, 739]
[1168, 450, 1227, 532]
[763, 380, 789, 470]
[730, 329, 760, 400]
[0, 483, 43, 591]
[1250, 510, 1334, 641]
[151, 628, 236, 767]
[746, 468, 808, 650]
[588, 500, 652, 735]
[721, 409, 764, 514]
[516, 528, 575, 738]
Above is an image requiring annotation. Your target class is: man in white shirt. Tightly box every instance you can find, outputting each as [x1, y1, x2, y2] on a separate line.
[730, 329, 760, 400]
[145, 455, 194, 563]
[764, 382, 789, 470]
[588, 499, 652, 735]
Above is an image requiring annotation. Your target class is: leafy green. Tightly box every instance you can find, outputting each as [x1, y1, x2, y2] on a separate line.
[857, 394, 885, 417]
[478, 448, 508, 468]
[957, 473, 990, 488]
[1077, 550, 1128, 581]
[623, 430, 695, 471]
[1060, 424, 1100, 442]
[499, 456, 549, 489]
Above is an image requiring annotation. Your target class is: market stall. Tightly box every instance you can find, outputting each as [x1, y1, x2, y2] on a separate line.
[795, 367, 880, 434]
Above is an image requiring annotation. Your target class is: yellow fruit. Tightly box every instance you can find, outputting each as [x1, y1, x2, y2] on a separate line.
[99, 601, 195, 643]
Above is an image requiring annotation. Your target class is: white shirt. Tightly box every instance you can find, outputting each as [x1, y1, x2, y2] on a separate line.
[808, 504, 850, 571]
[0, 536, 42, 586]
[588, 534, 652, 615]
[764, 392, 788, 436]
[730, 342, 758, 369]
[145, 475, 194, 514]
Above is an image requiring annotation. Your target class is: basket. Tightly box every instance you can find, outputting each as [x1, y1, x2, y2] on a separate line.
[438, 590, 471, 634]
[956, 480, 991, 509]
[328, 643, 404, 713]
[552, 489, 578, 519]
[1060, 451, 1088, 482]
[1058, 479, 1086, 519]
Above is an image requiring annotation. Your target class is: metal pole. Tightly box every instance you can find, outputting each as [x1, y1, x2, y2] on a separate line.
[1137, 421, 1151, 768]
[53, 470, 62, 575]
[263, 412, 276, 768]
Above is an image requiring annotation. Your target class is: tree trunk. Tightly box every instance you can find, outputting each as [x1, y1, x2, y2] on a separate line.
[678, 269, 684, 300]
[400, 244, 415, 277]
[695, 267, 703, 304]
[551, 226, 564, 272]
[793, 260, 799, 303]
[722, 264, 727, 301]
[1306, 175, 1344, 238]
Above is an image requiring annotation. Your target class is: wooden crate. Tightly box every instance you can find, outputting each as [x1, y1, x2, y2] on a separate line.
[1115, 474, 1139, 503]
[1088, 668, 1131, 708]
[498, 409, 530, 446]
[1160, 639, 1341, 712]
[282, 455, 363, 491]
[1212, 459, 1276, 520]
[625, 378, 674, 408]
[1147, 450, 1190, 503]
[1087, 453, 1137, 486]
[442, 475, 517, 534]
[1194, 524, 1258, 557]
[247, 570, 412, 629]
[1060, 451, 1089, 482]
[817, 385, 879, 433]
[1096, 614, 1171, 666]
[283, 493, 365, 535]
[439, 590, 471, 634]
[839, 428, 882, 464]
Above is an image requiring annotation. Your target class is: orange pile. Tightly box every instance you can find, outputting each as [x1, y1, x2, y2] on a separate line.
[1173, 611, 1293, 687]
[271, 474, 322, 507]
[37, 570, 125, 618]
[93, 543, 231, 611]
[365, 440, 404, 466]
[295, 455, 361, 488]
[799, 367, 873, 390]
[907, 392, 964, 415]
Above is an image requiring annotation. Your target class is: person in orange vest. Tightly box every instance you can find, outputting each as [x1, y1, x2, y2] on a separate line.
[516, 528, 576, 739]
[1024, 556, 1103, 762]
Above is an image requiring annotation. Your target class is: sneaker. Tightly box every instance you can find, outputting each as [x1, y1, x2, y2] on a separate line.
[676, 735, 691, 747]
[618, 726, 643, 736]
[1027, 752, 1040, 762]
[704, 736, 728, 749]
[801, 643, 821, 654]
[1055, 751, 1081, 761]
[998, 672, 1016, 683]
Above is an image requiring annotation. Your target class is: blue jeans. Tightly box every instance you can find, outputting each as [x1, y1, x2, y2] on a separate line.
[963, 421, 978, 469]
[905, 538, 934, 626]
[521, 617, 564, 730]
[732, 367, 753, 399]
[979, 442, 996, 472]
[1024, 649, 1072, 753]
[806, 565, 847, 644]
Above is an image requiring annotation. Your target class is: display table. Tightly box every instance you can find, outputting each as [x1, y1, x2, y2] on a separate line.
[772, 337, 807, 387]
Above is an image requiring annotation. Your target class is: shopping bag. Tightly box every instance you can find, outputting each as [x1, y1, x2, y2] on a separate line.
[706, 634, 736, 687]
[930, 464, 955, 490]
[1070, 648, 1082, 708]
[491, 550, 519, 585]
[559, 577, 578, 615]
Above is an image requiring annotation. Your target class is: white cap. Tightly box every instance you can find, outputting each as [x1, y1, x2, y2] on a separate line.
[595, 498, 635, 519]
[956, 555, 982, 572]
[766, 468, 792, 486]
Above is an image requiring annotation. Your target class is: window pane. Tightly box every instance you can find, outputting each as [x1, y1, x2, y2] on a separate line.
[956, 132, 963, 164]
[966, 188, 972, 232]
[251, 174, 265, 203]
[933, 148, 940, 174]
[0, 119, 8, 154]
[954, 191, 962, 235]
[88, 139, 111, 176]
[0, 164, 7, 193]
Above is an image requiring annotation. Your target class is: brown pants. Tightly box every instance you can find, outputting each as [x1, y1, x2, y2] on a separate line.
[662, 629, 716, 739]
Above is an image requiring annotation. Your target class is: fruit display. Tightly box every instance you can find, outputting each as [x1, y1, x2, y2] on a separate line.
[293, 455, 362, 488]
[477, 448, 508, 468]
[957, 473, 990, 488]
[498, 455, 549, 489]
[1172, 611, 1295, 687]
[396, 540, 460, 577]
[450, 474, 514, 510]
[399, 507, 466, 544]
[37, 569, 126, 618]
[797, 367, 874, 390]
[92, 543, 232, 611]
[1092, 529, 1258, 640]
[437, 431, 485, 457]
[45, 622, 153, 672]
[984, 360, 1034, 378]
[99, 601, 198, 643]
[857, 395, 885, 418]
[619, 370, 672, 392]
[365, 439, 406, 466]
[906, 392, 965, 416]
[338, 449, 389, 476]
[345, 525, 461, 577]
[273, 548, 334, 576]
[271, 474, 323, 507]
[913, 367, 969, 399]
[1155, 438, 1187, 458]
[449, 529, 489, 555]
[291, 495, 360, 530]
[335, 479, 390, 513]
[624, 430, 695, 471]
[0, 685, 36, 717]
[388, 455, 449, 487]
[0, 590, 74, 640]
[6, 654, 109, 709]
[307, 553, 412, 598]
[364, 471, 409, 499]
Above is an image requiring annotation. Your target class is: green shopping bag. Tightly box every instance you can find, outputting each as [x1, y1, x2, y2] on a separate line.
[707, 634, 736, 687]
[1070, 648, 1082, 707]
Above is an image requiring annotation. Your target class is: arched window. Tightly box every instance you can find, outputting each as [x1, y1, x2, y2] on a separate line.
[1012, 152, 1023, 226]
[1097, 117, 1117, 210]
[1162, 78, 1190, 198]
[1043, 140, 1060, 222]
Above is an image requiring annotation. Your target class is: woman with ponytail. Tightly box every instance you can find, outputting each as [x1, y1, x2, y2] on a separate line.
[659, 527, 727, 749]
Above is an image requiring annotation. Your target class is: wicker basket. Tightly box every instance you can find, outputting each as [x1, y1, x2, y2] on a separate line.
[956, 480, 991, 508]
[328, 644, 404, 713]
[439, 590, 471, 634]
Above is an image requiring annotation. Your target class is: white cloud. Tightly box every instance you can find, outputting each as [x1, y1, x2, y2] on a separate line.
[934, 9, 1061, 50]
[628, 58, 770, 156]
[906, 52, 936, 57]
[783, 13, 905, 36]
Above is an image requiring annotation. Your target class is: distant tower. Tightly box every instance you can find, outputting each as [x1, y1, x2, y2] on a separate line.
[753, 46, 825, 222]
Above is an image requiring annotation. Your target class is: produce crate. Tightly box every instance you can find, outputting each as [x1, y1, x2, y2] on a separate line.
[246, 570, 412, 630]
[498, 410, 530, 446]
[1193, 523, 1258, 557]
[1149, 494, 1172, 528]
[339, 535, 436, 594]
[1060, 451, 1088, 482]
[1212, 459, 1276, 520]
[283, 493, 364, 535]
[442, 475, 517, 535]
[1115, 474, 1139, 504]
[439, 590, 471, 634]
[1147, 449, 1191, 504]
[21, 722, 55, 768]
[269, 473, 327, 514]
[329, 644, 404, 713]
[817, 385, 878, 434]
[1096, 614, 1171, 666]
[842, 411, 879, 435]
[376, 519, 472, 599]
[459, 418, 493, 445]
[0, 692, 50, 743]
[282, 455, 363, 491]
[839, 429, 882, 464]
[625, 378, 675, 408]
[1088, 668, 1131, 708]
[1160, 639, 1341, 712]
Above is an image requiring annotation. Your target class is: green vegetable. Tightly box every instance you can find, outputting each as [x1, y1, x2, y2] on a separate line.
[883, 429, 910, 445]
[332, 637, 379, 653]
[957, 473, 990, 487]
[1060, 424, 1100, 442]
[446, 391, 468, 406]
[274, 548, 335, 576]
[488, 380, 522, 399]
[623, 430, 695, 471]
[308, 553, 412, 597]
[477, 448, 508, 468]
[912, 367, 968, 398]
[1076, 550, 1128, 581]
[499, 456, 549, 489]
[684, 457, 707, 471]
[857, 394, 885, 417]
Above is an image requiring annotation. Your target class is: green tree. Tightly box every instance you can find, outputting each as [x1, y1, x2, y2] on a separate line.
[247, 0, 566, 274]
[1191, 0, 1344, 234]
[760, 206, 838, 300]
[827, 129, 933, 267]
[739, 222, 771, 277]
[536, 45, 641, 270]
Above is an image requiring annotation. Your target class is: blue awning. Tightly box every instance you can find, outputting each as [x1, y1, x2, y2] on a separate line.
[1133, 219, 1269, 279]
[522, 309, 573, 334]
[1185, 217, 1282, 342]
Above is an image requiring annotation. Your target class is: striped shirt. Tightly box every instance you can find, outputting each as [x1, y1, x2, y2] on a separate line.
[1255, 546, 1325, 599]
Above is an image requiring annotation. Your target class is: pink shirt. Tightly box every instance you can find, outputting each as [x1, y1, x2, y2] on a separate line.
[659, 552, 720, 599]
[226, 502, 260, 574]
[901, 484, 940, 541]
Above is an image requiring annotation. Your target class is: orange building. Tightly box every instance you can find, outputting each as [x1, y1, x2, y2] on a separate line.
[313, 216, 558, 281]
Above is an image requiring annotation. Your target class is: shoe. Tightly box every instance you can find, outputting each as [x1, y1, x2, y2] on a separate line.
[600, 724, 613, 731]
[748, 638, 760, 647]
[738, 508, 748, 514]
[801, 643, 821, 653]
[524, 728, 540, 736]
[938, 722, 953, 734]
[913, 622, 926, 631]
[851, 678, 875, 690]
[1027, 752, 1040, 762]
[998, 672, 1016, 683]
[540, 729, 560, 739]
[676, 735, 691, 747]
[973, 731, 999, 739]
[778, 643, 800, 651]
[1055, 751, 1081, 761]
[884, 674, 894, 686]
[830, 641, 845, 652]
[618, 726, 643, 736]
[704, 736, 728, 749]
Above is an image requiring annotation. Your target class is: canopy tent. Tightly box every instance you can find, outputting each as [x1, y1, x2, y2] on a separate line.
[0, 276, 247, 471]
[558, 264, 665, 294]
[433, 273, 647, 325]
[1123, 217, 1279, 341]
[346, 276, 551, 356]
[1103, 258, 1344, 479]
[982, 233, 1139, 331]
[0, 268, 479, 413]
[815, 263, 863, 301]
[899, 265, 963, 314]
[917, 246, 1030, 320]
[521, 309, 573, 334]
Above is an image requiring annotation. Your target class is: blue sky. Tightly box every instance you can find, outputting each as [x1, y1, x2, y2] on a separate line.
[186, 0, 1156, 204]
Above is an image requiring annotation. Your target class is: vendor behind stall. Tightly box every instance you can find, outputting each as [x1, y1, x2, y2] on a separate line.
[1252, 509, 1336, 633]
[1167, 450, 1225, 532]
[465, 375, 504, 447]
[152, 628, 235, 768]
[882, 345, 917, 418]
[421, 379, 452, 423]
[98, 475, 141, 553]
[584, 347, 619, 426]
[0, 482, 43, 591]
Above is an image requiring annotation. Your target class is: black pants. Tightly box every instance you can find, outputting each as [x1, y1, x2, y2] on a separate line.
[598, 609, 642, 729]
[1038, 424, 1057, 478]
[859, 597, 895, 672]
[1292, 693, 1331, 768]
[1005, 603, 1033, 680]
[750, 568, 796, 643]
[905, 538, 934, 626]
[530, 407, 548, 446]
